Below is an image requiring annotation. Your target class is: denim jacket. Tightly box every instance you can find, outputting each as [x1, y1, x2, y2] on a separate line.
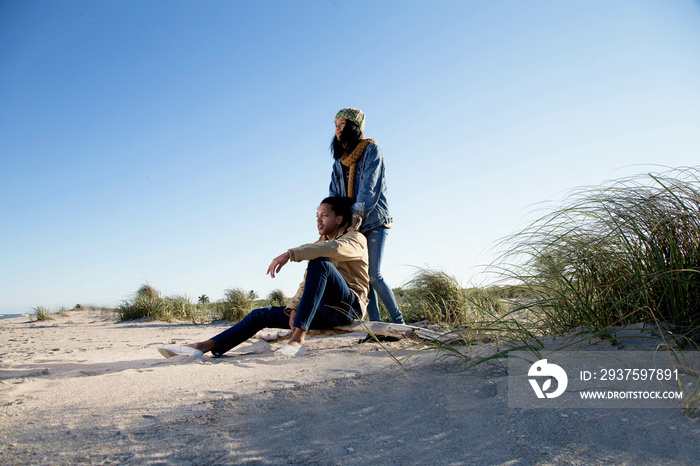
[329, 142, 393, 233]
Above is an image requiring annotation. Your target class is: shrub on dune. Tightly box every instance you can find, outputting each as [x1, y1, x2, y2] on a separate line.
[216, 287, 253, 322]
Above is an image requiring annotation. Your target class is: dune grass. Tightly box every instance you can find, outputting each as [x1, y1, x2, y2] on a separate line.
[267, 289, 287, 307]
[32, 306, 54, 321]
[55, 306, 71, 318]
[116, 285, 200, 322]
[115, 285, 262, 324]
[394, 269, 503, 326]
[487, 167, 700, 342]
[31, 305, 74, 321]
[215, 288, 254, 322]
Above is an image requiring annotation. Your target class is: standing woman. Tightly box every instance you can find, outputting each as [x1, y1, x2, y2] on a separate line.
[329, 108, 405, 324]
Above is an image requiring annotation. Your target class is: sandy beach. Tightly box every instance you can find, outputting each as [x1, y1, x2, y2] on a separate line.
[1, 309, 699, 465]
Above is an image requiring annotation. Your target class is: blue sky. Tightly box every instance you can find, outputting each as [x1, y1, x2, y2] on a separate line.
[1, 0, 699, 314]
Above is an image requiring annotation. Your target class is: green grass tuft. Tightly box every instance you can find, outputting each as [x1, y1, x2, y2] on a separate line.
[267, 289, 287, 307]
[116, 285, 200, 322]
[215, 288, 253, 322]
[32, 306, 54, 321]
[395, 269, 503, 326]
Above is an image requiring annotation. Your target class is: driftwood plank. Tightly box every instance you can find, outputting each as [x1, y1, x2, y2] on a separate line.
[257, 321, 452, 343]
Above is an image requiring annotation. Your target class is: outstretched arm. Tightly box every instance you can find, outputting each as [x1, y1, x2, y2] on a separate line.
[288, 231, 365, 263]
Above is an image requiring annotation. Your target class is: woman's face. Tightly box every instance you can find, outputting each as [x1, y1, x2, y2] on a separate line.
[334, 118, 346, 141]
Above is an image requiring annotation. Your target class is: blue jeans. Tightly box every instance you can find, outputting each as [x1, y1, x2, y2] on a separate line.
[364, 227, 404, 324]
[210, 258, 359, 356]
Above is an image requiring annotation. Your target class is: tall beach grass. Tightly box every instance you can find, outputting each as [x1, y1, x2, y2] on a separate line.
[489, 167, 700, 344]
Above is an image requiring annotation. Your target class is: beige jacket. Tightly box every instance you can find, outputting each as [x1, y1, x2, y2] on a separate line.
[285, 227, 370, 319]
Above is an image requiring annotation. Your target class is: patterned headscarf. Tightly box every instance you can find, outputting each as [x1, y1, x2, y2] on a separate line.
[334, 108, 365, 132]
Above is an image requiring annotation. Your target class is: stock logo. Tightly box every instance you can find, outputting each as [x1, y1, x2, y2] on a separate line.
[528, 359, 568, 399]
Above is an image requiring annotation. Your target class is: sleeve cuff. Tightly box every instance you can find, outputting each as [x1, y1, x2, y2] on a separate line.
[351, 212, 363, 230]
[351, 201, 366, 215]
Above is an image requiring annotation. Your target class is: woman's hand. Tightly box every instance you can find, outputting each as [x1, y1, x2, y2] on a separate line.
[267, 252, 290, 278]
[288, 309, 297, 330]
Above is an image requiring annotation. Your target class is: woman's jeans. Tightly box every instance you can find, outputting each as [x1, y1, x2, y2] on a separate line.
[364, 226, 405, 324]
[210, 258, 359, 356]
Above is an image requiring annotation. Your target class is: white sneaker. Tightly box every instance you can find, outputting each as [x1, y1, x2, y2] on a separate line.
[274, 344, 306, 356]
[157, 344, 203, 359]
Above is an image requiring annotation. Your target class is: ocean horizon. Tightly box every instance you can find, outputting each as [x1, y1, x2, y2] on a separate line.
[1, 314, 28, 320]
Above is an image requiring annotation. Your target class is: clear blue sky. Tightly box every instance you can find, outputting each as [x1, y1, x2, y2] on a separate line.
[2, 0, 699, 314]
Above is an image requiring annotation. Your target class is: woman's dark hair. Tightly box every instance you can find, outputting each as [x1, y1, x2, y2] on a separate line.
[320, 196, 353, 228]
[330, 119, 363, 159]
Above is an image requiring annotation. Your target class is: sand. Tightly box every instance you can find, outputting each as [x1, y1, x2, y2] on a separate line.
[1, 309, 699, 465]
